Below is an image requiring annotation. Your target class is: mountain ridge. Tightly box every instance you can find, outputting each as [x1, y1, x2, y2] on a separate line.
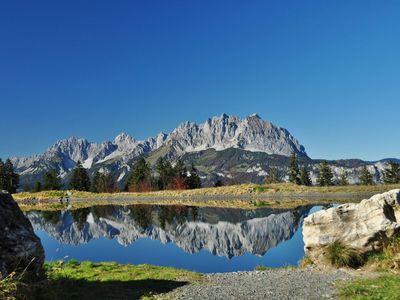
[8, 113, 398, 189]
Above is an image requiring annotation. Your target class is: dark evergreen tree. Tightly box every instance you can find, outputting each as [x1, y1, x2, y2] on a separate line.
[288, 153, 301, 185]
[69, 161, 91, 191]
[91, 171, 116, 193]
[339, 172, 349, 186]
[317, 161, 334, 186]
[0, 159, 5, 190]
[4, 159, 19, 193]
[155, 157, 174, 190]
[300, 166, 312, 186]
[125, 157, 153, 192]
[42, 169, 62, 190]
[173, 159, 187, 178]
[186, 163, 201, 189]
[214, 179, 224, 187]
[90, 171, 101, 193]
[382, 161, 400, 184]
[33, 181, 42, 192]
[266, 167, 282, 184]
[359, 166, 374, 185]
[170, 159, 188, 190]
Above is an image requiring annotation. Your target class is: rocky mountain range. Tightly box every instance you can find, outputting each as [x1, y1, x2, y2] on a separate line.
[10, 113, 398, 188]
[26, 205, 311, 258]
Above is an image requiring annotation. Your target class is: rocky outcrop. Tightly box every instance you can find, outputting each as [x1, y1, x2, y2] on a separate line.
[303, 189, 400, 266]
[0, 192, 44, 279]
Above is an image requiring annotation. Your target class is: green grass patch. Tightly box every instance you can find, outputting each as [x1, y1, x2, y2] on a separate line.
[254, 200, 270, 207]
[7, 261, 202, 300]
[255, 265, 270, 271]
[340, 274, 400, 300]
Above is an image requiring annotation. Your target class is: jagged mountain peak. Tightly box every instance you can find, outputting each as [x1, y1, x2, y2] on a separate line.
[166, 114, 306, 156]
[12, 113, 309, 188]
[113, 132, 136, 147]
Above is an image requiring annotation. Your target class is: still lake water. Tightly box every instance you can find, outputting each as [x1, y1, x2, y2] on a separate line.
[26, 204, 328, 273]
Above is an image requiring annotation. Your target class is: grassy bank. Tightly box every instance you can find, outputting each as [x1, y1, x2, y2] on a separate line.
[338, 237, 400, 299]
[13, 183, 400, 211]
[1, 260, 202, 300]
[14, 183, 400, 201]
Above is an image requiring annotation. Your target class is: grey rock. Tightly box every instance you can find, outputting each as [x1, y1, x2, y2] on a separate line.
[303, 189, 400, 266]
[0, 192, 44, 279]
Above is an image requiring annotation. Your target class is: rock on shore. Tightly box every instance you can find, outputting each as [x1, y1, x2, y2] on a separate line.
[303, 189, 400, 266]
[0, 192, 44, 279]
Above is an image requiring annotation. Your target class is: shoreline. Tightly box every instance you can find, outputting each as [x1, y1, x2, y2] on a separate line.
[14, 183, 400, 210]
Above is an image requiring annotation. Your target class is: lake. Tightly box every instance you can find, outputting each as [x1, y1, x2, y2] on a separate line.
[26, 204, 329, 273]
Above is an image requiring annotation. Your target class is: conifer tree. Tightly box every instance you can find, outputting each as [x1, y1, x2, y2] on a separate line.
[91, 171, 116, 193]
[317, 161, 334, 186]
[288, 153, 301, 185]
[155, 157, 174, 190]
[125, 157, 153, 192]
[382, 161, 400, 184]
[300, 166, 312, 186]
[186, 163, 201, 189]
[359, 166, 374, 185]
[170, 159, 188, 190]
[0, 159, 6, 190]
[4, 159, 19, 193]
[214, 179, 224, 187]
[69, 161, 91, 191]
[33, 181, 42, 192]
[90, 171, 101, 193]
[42, 169, 62, 190]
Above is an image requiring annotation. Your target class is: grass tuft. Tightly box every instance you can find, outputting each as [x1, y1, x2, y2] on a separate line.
[255, 265, 270, 271]
[326, 241, 363, 268]
[299, 256, 314, 269]
[0, 272, 18, 300]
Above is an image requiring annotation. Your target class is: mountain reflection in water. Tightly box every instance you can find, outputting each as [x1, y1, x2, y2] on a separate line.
[26, 204, 325, 272]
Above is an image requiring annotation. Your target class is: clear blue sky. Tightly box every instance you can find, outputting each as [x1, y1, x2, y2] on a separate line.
[1, 0, 399, 161]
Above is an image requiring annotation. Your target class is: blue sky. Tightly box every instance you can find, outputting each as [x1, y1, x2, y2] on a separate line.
[0, 1, 399, 160]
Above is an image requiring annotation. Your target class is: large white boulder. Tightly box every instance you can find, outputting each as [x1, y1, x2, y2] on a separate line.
[303, 189, 400, 266]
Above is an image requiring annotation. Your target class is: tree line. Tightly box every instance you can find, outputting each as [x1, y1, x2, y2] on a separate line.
[267, 153, 400, 187]
[31, 157, 201, 192]
[124, 157, 201, 192]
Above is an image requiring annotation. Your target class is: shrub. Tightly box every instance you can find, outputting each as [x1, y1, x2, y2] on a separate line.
[326, 241, 363, 268]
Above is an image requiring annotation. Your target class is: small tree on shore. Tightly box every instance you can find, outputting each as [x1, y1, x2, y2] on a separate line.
[317, 161, 334, 186]
[0, 159, 19, 193]
[33, 181, 42, 192]
[300, 166, 312, 186]
[42, 169, 62, 190]
[69, 161, 91, 191]
[125, 157, 153, 192]
[186, 163, 201, 189]
[359, 166, 374, 185]
[288, 153, 301, 185]
[382, 161, 400, 184]
[91, 171, 116, 193]
[155, 157, 174, 190]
